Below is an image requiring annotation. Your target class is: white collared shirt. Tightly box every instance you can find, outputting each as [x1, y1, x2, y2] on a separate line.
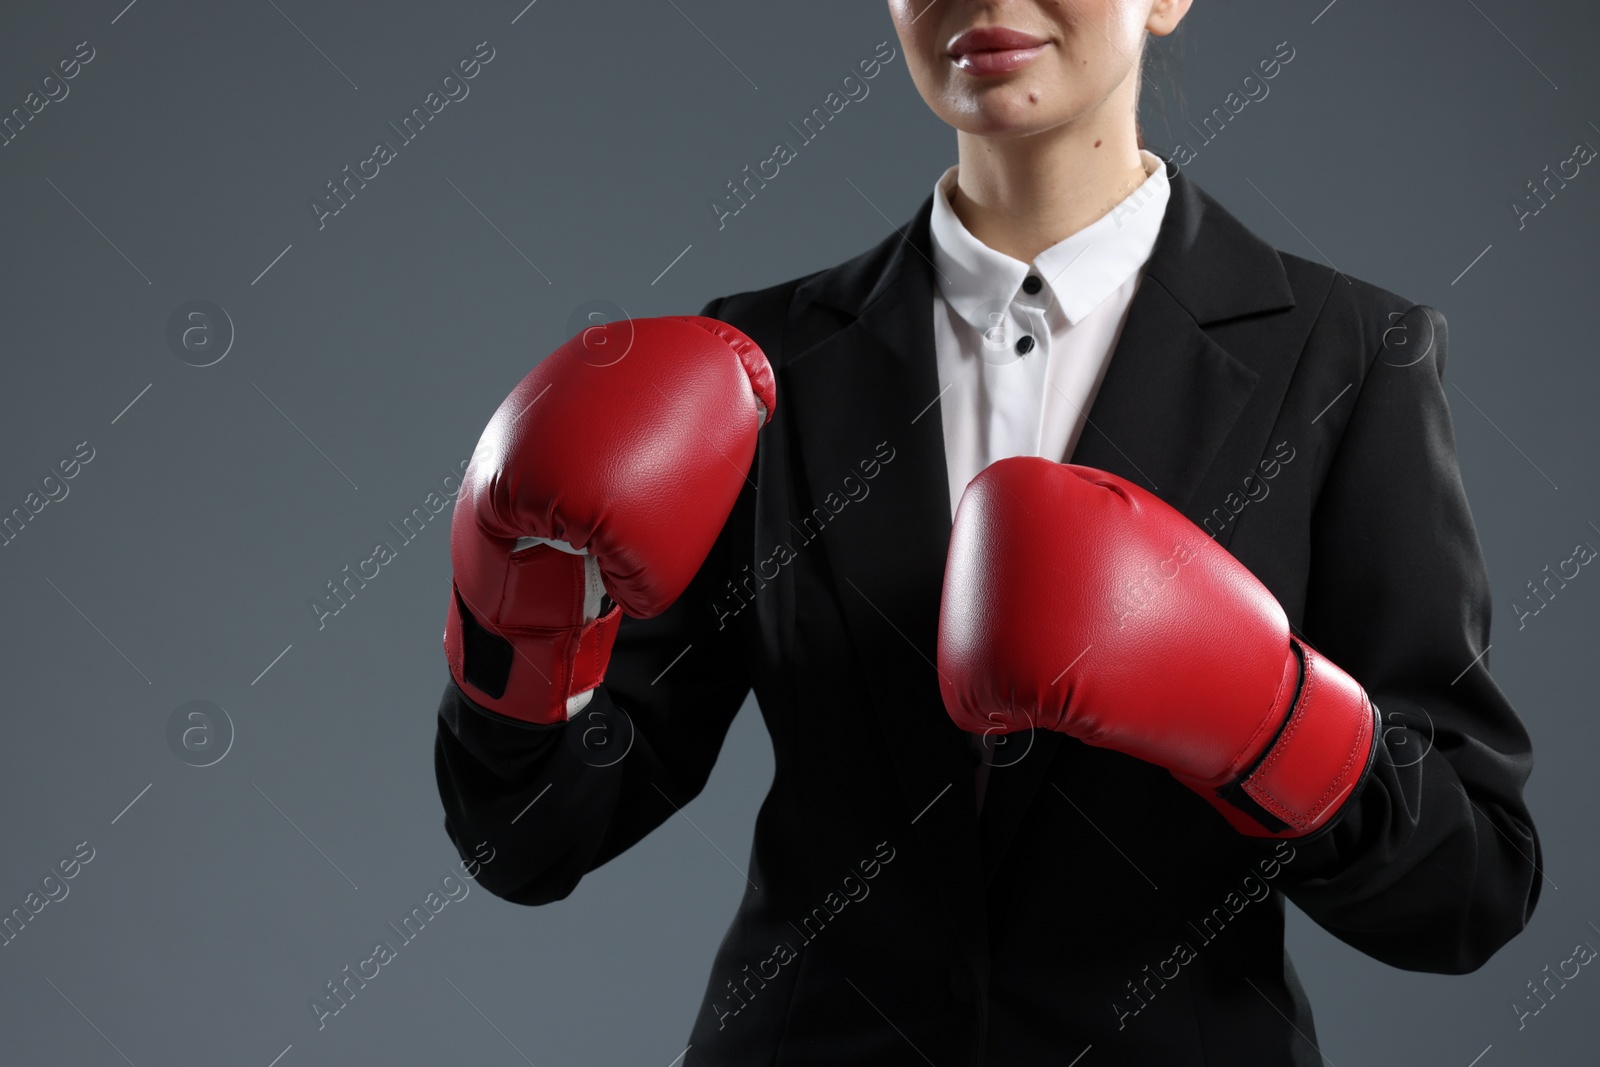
[929, 149, 1170, 519]
[929, 151, 1170, 802]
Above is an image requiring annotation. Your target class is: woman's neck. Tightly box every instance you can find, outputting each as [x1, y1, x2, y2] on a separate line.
[948, 121, 1150, 264]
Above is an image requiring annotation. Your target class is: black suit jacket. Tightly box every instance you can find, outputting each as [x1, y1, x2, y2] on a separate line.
[434, 162, 1541, 1066]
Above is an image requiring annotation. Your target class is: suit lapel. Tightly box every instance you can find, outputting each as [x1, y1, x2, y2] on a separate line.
[976, 169, 1297, 881]
[783, 198, 994, 984]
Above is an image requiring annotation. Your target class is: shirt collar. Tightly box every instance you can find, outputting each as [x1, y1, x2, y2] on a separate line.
[928, 148, 1170, 329]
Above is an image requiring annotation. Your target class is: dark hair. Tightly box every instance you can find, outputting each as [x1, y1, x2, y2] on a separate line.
[1135, 28, 1183, 156]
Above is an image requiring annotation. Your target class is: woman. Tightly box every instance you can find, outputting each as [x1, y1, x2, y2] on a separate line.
[434, 2, 1541, 1063]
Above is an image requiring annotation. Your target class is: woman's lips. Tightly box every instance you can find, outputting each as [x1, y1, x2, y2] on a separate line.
[948, 26, 1049, 76]
[953, 45, 1047, 76]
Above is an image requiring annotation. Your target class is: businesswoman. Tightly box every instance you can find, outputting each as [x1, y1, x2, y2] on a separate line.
[433, 1, 1541, 1064]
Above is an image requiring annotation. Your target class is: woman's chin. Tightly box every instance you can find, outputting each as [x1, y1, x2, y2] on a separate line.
[942, 83, 1078, 135]
[950, 101, 1068, 140]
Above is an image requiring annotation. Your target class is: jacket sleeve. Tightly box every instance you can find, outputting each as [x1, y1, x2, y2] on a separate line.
[432, 296, 755, 906]
[1277, 303, 1542, 973]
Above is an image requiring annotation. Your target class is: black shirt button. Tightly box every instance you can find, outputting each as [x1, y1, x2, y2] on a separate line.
[1015, 335, 1035, 355]
[1022, 274, 1042, 295]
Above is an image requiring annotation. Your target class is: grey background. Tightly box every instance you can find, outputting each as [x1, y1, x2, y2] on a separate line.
[0, 1, 1594, 1064]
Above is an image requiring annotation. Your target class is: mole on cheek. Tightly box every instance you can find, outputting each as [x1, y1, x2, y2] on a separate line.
[1094, 139, 1102, 147]
[1029, 91, 1039, 103]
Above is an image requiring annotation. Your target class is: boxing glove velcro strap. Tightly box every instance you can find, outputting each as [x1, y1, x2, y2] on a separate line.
[450, 584, 622, 724]
[1217, 640, 1379, 837]
[454, 584, 513, 699]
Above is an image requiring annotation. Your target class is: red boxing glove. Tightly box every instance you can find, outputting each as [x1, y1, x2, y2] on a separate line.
[444, 316, 775, 724]
[937, 457, 1379, 838]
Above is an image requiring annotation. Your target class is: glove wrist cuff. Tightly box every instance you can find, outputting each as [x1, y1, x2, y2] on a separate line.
[444, 582, 622, 725]
[1200, 640, 1380, 838]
